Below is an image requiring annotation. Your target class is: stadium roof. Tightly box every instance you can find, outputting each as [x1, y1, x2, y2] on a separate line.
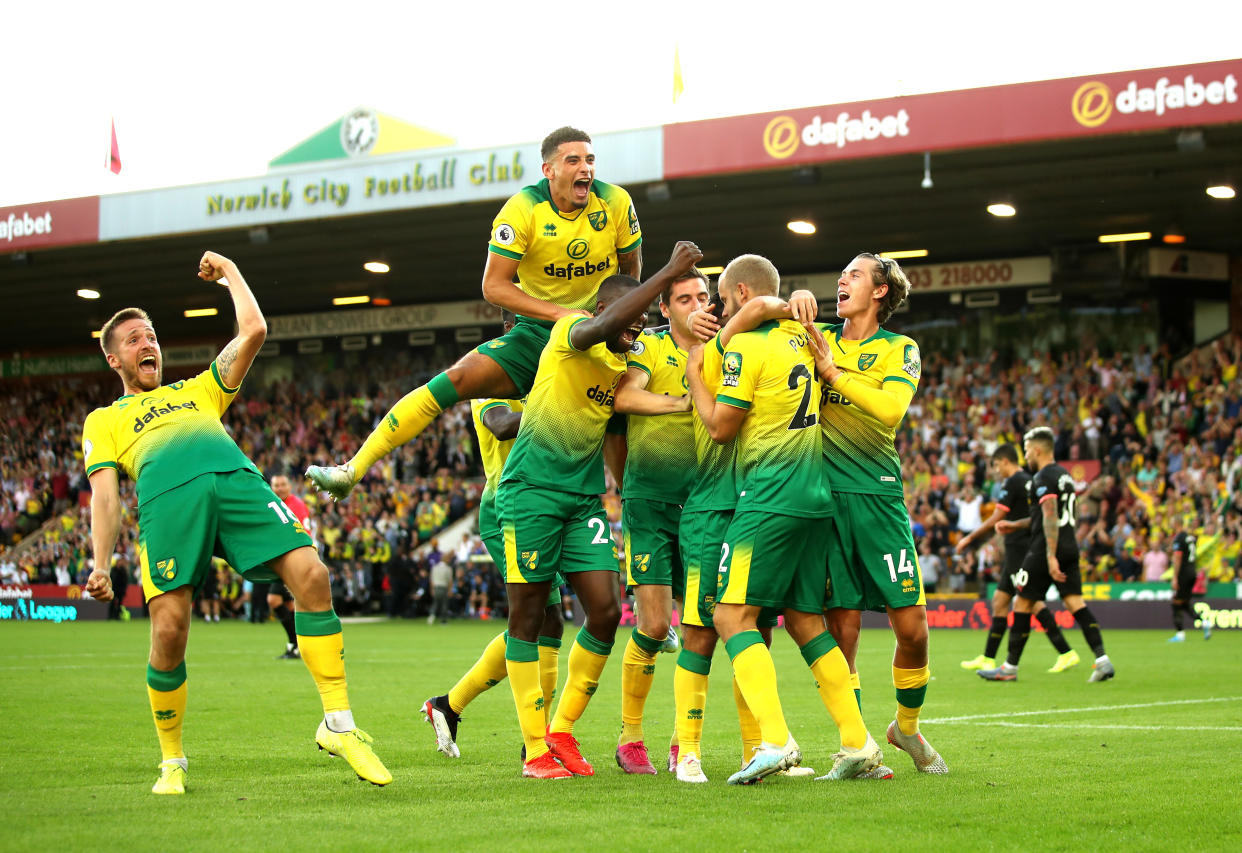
[2, 59, 1239, 358]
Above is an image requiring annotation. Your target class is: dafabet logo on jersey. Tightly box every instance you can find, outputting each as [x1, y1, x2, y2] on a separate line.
[722, 352, 742, 387]
[1070, 72, 1239, 128]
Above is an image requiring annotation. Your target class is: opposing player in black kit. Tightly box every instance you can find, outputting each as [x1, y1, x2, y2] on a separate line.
[979, 428, 1115, 682]
[1168, 514, 1210, 642]
[958, 444, 1078, 673]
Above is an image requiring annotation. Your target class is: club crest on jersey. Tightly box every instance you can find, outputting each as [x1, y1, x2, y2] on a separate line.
[156, 559, 177, 580]
[588, 210, 608, 231]
[858, 353, 877, 371]
[722, 352, 742, 387]
[902, 344, 922, 379]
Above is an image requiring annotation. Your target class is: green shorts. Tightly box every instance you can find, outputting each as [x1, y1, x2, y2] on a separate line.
[475, 316, 554, 397]
[623, 498, 683, 595]
[481, 495, 563, 608]
[825, 492, 925, 612]
[496, 481, 618, 584]
[679, 509, 779, 629]
[717, 511, 831, 614]
[138, 469, 312, 602]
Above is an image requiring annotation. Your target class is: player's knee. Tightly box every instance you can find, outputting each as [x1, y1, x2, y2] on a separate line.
[637, 610, 669, 641]
[541, 606, 564, 640]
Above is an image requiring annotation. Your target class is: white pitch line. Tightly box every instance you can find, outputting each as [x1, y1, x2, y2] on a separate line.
[923, 695, 1242, 724]
[946, 721, 1242, 732]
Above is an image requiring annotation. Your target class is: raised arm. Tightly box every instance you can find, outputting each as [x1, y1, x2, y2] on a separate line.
[84, 468, 121, 602]
[481, 253, 577, 323]
[480, 404, 522, 441]
[198, 252, 267, 390]
[568, 241, 702, 351]
[685, 344, 745, 443]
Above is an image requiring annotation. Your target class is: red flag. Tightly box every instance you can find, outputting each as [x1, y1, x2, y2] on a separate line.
[107, 118, 122, 174]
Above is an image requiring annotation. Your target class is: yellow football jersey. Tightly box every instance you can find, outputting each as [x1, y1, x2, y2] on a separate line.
[816, 323, 920, 496]
[684, 334, 739, 513]
[716, 320, 832, 517]
[488, 178, 641, 313]
[471, 397, 523, 502]
[623, 329, 695, 503]
[500, 315, 627, 495]
[81, 363, 257, 507]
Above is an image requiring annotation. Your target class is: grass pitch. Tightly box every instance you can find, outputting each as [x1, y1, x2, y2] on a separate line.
[3, 618, 1240, 852]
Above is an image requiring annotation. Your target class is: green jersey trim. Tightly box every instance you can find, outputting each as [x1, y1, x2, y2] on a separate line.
[211, 360, 239, 394]
[617, 237, 642, 254]
[715, 336, 725, 355]
[628, 361, 652, 376]
[478, 400, 509, 417]
[86, 461, 117, 476]
[488, 245, 523, 260]
[564, 315, 590, 353]
[884, 375, 917, 390]
[717, 394, 751, 410]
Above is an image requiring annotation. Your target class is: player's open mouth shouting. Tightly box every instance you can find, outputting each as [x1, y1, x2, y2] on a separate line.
[617, 321, 643, 351]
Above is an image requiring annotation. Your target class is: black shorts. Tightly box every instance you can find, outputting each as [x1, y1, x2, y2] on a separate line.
[1174, 571, 1197, 602]
[1016, 545, 1082, 602]
[200, 569, 220, 601]
[996, 539, 1029, 596]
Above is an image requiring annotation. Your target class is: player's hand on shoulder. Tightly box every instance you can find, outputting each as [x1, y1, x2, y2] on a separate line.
[198, 251, 234, 282]
[788, 289, 819, 325]
[667, 241, 703, 276]
[807, 324, 837, 381]
[687, 309, 720, 342]
[85, 567, 114, 602]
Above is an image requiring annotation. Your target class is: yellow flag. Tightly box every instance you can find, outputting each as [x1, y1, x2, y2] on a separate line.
[673, 45, 684, 103]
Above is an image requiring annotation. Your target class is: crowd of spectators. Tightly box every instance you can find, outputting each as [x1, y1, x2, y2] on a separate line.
[5, 330, 1242, 617]
[902, 334, 1242, 591]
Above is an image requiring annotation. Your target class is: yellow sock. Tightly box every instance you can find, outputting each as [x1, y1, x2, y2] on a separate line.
[295, 611, 349, 714]
[619, 629, 662, 744]
[850, 670, 862, 711]
[448, 632, 508, 714]
[674, 649, 711, 758]
[733, 677, 762, 759]
[505, 636, 548, 761]
[538, 637, 561, 729]
[802, 634, 867, 750]
[347, 374, 458, 477]
[549, 630, 613, 735]
[725, 631, 789, 747]
[147, 662, 187, 761]
[894, 664, 931, 736]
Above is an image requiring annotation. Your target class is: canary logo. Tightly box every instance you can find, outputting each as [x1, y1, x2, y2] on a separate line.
[156, 559, 177, 580]
[1071, 81, 1113, 128]
[762, 116, 799, 159]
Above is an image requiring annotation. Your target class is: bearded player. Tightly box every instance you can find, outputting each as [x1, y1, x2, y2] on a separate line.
[83, 252, 389, 795]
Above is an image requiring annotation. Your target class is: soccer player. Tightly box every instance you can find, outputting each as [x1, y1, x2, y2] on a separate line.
[1168, 514, 1209, 641]
[685, 254, 880, 786]
[958, 444, 1078, 673]
[609, 268, 708, 775]
[82, 252, 391, 794]
[800, 253, 947, 775]
[307, 126, 642, 501]
[979, 427, 1116, 682]
[500, 241, 702, 779]
[269, 474, 312, 660]
[421, 313, 565, 759]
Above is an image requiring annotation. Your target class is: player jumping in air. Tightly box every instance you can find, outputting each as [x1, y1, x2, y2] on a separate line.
[307, 127, 642, 501]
